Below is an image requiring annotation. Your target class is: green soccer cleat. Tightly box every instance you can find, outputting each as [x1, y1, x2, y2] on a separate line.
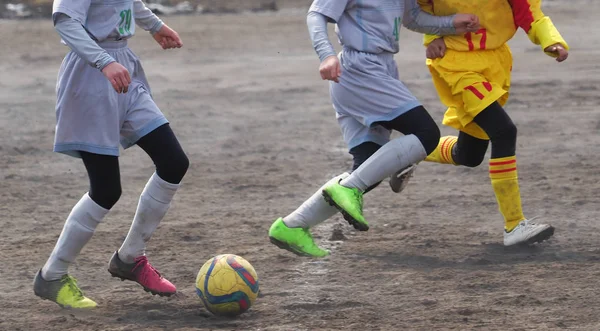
[322, 181, 368, 231]
[33, 270, 97, 309]
[268, 218, 329, 258]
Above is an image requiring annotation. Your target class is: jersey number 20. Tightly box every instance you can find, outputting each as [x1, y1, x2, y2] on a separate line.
[393, 17, 401, 41]
[119, 9, 133, 35]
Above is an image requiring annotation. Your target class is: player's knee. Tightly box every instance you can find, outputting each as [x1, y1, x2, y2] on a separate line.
[414, 123, 440, 156]
[173, 151, 190, 179]
[459, 153, 485, 168]
[488, 120, 517, 157]
[90, 184, 122, 210]
[497, 121, 517, 143]
[349, 142, 382, 171]
[156, 150, 189, 184]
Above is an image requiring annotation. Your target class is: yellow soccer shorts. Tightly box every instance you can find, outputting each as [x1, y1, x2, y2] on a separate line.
[426, 44, 513, 140]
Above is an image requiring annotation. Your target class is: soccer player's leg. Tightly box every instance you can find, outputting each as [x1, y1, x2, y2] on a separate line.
[423, 49, 505, 166]
[113, 90, 189, 296]
[425, 70, 504, 165]
[35, 152, 120, 308]
[320, 118, 388, 231]
[324, 106, 440, 229]
[473, 103, 554, 246]
[269, 121, 387, 256]
[322, 53, 439, 229]
[269, 173, 349, 258]
[452, 131, 489, 167]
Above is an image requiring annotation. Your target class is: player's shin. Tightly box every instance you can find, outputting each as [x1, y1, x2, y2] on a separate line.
[41, 193, 108, 280]
[269, 173, 350, 258]
[323, 135, 427, 230]
[489, 156, 525, 231]
[118, 172, 179, 263]
[424, 136, 458, 164]
[340, 134, 427, 191]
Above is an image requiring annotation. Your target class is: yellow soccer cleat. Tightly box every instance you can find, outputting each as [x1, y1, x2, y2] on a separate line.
[33, 270, 97, 308]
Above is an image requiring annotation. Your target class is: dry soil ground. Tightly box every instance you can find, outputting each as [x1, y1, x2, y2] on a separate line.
[1, 1, 600, 330]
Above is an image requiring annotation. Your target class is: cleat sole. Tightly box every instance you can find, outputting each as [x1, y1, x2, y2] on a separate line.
[108, 270, 175, 297]
[322, 191, 369, 232]
[526, 226, 555, 245]
[269, 236, 314, 258]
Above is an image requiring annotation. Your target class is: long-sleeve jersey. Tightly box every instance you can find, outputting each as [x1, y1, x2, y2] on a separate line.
[418, 0, 568, 56]
[53, 0, 163, 70]
[308, 0, 457, 57]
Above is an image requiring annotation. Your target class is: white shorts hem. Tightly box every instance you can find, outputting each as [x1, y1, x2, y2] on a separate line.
[120, 116, 169, 149]
[54, 143, 120, 158]
[363, 101, 422, 128]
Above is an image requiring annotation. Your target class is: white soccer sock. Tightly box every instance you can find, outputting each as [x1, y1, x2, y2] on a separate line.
[340, 134, 427, 191]
[283, 173, 349, 228]
[118, 172, 179, 263]
[41, 193, 108, 281]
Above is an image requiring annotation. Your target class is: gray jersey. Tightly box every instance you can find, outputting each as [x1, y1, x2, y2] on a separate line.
[309, 0, 454, 55]
[53, 0, 162, 43]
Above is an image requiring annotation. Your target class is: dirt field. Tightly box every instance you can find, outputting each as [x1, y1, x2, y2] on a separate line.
[1, 1, 600, 330]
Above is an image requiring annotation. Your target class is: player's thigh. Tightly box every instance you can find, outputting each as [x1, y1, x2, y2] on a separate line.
[120, 82, 169, 149]
[136, 123, 189, 183]
[452, 72, 507, 114]
[332, 53, 421, 128]
[433, 50, 509, 116]
[349, 142, 382, 171]
[337, 112, 391, 152]
[375, 105, 440, 155]
[55, 54, 122, 157]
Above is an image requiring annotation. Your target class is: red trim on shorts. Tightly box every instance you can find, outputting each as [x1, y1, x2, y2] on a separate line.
[464, 85, 485, 100]
[483, 82, 493, 92]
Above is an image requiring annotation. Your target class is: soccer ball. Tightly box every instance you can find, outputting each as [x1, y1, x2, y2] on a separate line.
[195, 254, 259, 316]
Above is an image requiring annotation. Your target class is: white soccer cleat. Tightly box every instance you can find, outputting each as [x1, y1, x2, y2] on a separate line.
[389, 164, 417, 193]
[503, 219, 555, 246]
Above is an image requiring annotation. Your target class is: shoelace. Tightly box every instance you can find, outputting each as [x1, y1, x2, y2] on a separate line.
[518, 217, 540, 228]
[62, 275, 84, 299]
[513, 217, 540, 231]
[132, 256, 163, 283]
[301, 228, 313, 238]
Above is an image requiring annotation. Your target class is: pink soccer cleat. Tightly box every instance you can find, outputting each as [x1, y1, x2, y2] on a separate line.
[108, 251, 176, 296]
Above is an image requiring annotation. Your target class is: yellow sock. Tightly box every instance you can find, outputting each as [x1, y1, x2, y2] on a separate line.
[425, 136, 457, 165]
[489, 156, 526, 232]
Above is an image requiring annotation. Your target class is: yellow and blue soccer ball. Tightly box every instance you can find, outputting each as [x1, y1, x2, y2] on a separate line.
[195, 254, 259, 316]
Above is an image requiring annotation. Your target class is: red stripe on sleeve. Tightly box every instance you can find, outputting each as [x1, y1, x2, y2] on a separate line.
[510, 0, 535, 32]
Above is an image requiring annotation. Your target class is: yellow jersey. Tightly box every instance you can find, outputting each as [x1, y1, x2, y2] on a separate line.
[418, 0, 568, 56]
